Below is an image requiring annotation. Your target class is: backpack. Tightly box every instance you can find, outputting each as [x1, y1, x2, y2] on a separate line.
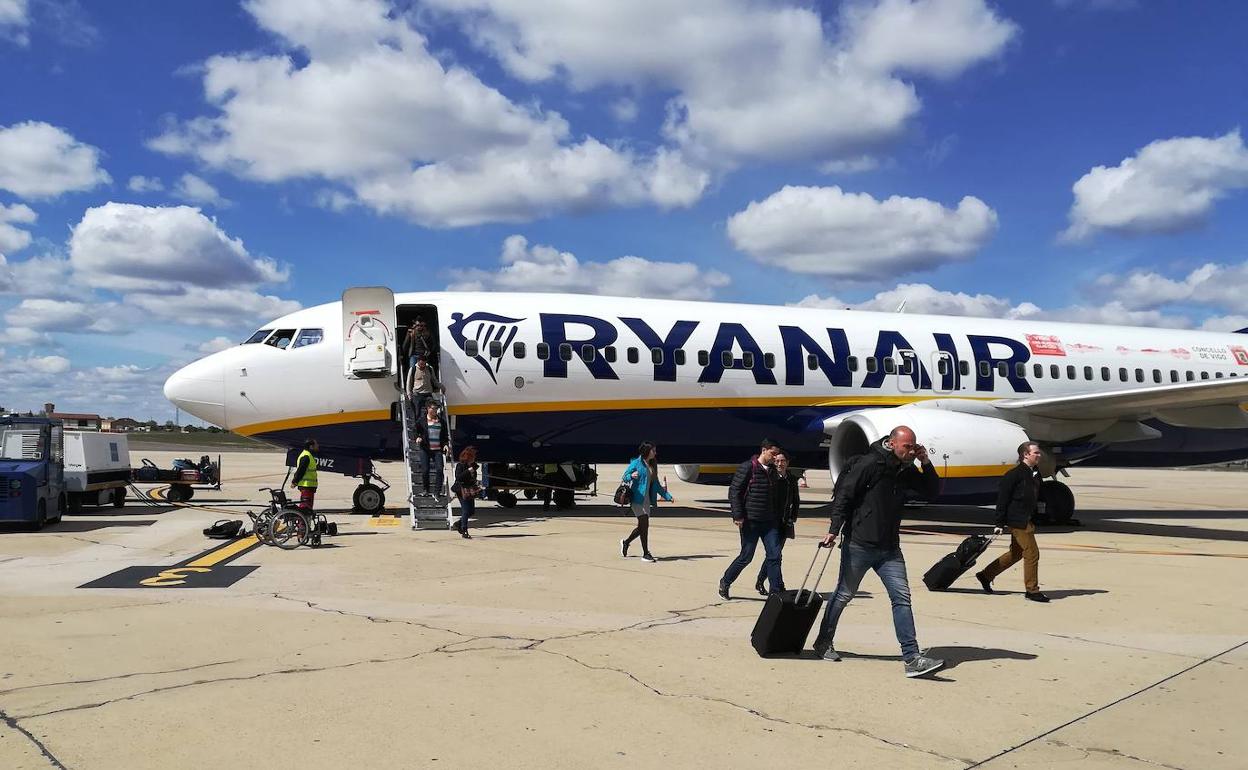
[203, 519, 244, 539]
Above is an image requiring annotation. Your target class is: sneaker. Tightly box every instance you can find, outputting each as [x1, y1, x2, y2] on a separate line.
[976, 573, 995, 594]
[717, 581, 730, 600]
[755, 578, 768, 597]
[812, 638, 841, 662]
[460, 530, 471, 539]
[1025, 591, 1050, 603]
[640, 553, 657, 563]
[904, 654, 945, 678]
[620, 538, 629, 558]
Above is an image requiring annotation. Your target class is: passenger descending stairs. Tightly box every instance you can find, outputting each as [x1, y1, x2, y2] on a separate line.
[401, 394, 453, 530]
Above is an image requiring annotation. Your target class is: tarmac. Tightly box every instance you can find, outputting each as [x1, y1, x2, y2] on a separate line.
[0, 450, 1244, 769]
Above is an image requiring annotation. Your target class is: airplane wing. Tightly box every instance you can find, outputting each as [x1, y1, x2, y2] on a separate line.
[993, 378, 1248, 422]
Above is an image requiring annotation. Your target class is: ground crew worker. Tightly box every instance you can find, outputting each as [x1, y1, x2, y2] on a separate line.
[290, 438, 319, 512]
[977, 441, 1049, 602]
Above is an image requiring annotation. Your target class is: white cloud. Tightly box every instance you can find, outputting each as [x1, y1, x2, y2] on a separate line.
[1092, 262, 1248, 313]
[127, 175, 164, 193]
[727, 185, 997, 279]
[820, 156, 880, 175]
[448, 234, 730, 300]
[0, 253, 85, 299]
[0, 121, 111, 199]
[0, 352, 70, 375]
[124, 288, 302, 329]
[0, 201, 36, 252]
[3, 297, 131, 333]
[173, 173, 229, 207]
[195, 336, 234, 354]
[68, 203, 288, 291]
[151, 0, 699, 227]
[428, 0, 1015, 164]
[1200, 315, 1248, 333]
[1063, 131, 1248, 241]
[0, 326, 50, 345]
[0, 0, 29, 46]
[610, 98, 639, 123]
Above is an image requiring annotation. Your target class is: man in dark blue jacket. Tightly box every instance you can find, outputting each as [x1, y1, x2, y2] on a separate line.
[813, 426, 945, 678]
[718, 439, 785, 599]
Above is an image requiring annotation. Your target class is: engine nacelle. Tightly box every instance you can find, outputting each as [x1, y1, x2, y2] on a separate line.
[827, 408, 1029, 500]
[674, 463, 739, 486]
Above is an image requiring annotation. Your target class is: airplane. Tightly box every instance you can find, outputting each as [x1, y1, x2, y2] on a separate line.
[163, 288, 1248, 519]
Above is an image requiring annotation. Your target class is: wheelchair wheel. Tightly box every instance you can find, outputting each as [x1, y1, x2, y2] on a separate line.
[269, 510, 309, 550]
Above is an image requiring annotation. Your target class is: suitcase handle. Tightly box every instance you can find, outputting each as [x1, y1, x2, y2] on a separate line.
[797, 543, 835, 607]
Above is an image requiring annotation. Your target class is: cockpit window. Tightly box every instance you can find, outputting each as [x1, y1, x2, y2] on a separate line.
[292, 328, 323, 349]
[244, 329, 273, 344]
[264, 329, 296, 349]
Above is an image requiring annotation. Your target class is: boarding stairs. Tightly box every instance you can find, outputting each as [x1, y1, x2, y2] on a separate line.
[400, 393, 453, 530]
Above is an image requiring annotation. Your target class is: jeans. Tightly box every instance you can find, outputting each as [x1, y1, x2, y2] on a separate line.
[721, 520, 784, 592]
[421, 447, 444, 493]
[756, 534, 788, 585]
[457, 494, 474, 532]
[816, 542, 919, 660]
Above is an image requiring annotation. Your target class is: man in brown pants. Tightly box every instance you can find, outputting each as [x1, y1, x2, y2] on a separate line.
[977, 441, 1049, 602]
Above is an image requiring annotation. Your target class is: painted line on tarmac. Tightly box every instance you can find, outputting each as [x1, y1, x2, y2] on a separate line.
[78, 535, 262, 589]
[370, 512, 403, 527]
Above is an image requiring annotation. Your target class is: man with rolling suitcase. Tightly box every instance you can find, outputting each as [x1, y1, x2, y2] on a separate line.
[813, 426, 945, 678]
[976, 441, 1049, 602]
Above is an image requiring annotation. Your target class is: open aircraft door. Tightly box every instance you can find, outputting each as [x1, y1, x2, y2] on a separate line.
[342, 287, 397, 379]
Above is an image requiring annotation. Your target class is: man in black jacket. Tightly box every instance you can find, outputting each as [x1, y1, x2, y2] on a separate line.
[718, 440, 784, 599]
[813, 426, 945, 678]
[976, 441, 1048, 602]
[755, 449, 800, 595]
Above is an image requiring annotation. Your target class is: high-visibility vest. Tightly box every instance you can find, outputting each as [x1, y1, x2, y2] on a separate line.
[296, 449, 318, 488]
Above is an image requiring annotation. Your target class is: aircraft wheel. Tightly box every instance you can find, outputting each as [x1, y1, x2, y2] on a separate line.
[113, 487, 127, 508]
[523, 488, 537, 500]
[353, 483, 385, 514]
[496, 491, 518, 508]
[1041, 480, 1075, 524]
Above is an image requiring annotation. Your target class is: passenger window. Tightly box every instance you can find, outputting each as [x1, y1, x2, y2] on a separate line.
[1135, 368, 1144, 383]
[627, 347, 640, 364]
[265, 328, 296, 349]
[938, 359, 951, 376]
[1154, 369, 1163, 383]
[742, 352, 754, 368]
[293, 328, 323, 349]
[245, 328, 273, 344]
[559, 343, 573, 362]
[1169, 370, 1178, 383]
[489, 340, 503, 358]
[1083, 366, 1093, 380]
[867, 357, 878, 373]
[1215, 371, 1224, 379]
[536, 342, 549, 360]
[721, 350, 733, 368]
[581, 344, 596, 363]
[1185, 370, 1194, 382]
[1200, 371, 1210, 380]
[899, 357, 914, 376]
[698, 350, 709, 367]
[1101, 367, 1111, 381]
[604, 346, 616, 363]
[999, 362, 1011, 377]
[1016, 362, 1027, 378]
[465, 340, 479, 357]
[1051, 364, 1060, 379]
[979, 361, 990, 378]
[883, 357, 897, 374]
[651, 348, 663, 365]
[674, 349, 687, 366]
[1066, 365, 1076, 379]
[1032, 363, 1042, 378]
[849, 356, 860, 372]
[959, 361, 970, 377]
[1119, 367, 1128, 382]
[762, 352, 774, 369]
[807, 354, 818, 371]
[513, 342, 526, 359]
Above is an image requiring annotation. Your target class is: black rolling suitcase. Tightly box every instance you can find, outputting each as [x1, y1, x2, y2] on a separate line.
[923, 534, 994, 591]
[750, 544, 834, 657]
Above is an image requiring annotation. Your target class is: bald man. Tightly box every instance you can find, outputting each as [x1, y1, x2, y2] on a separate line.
[813, 426, 945, 678]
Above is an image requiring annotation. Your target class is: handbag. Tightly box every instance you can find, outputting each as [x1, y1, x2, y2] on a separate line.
[613, 483, 632, 506]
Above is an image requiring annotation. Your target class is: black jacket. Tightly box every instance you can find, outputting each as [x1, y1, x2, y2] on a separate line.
[729, 456, 781, 524]
[452, 461, 478, 496]
[828, 442, 941, 549]
[776, 474, 800, 538]
[416, 414, 450, 452]
[995, 462, 1041, 528]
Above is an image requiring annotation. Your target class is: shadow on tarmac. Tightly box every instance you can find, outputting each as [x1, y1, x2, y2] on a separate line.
[914, 505, 1248, 543]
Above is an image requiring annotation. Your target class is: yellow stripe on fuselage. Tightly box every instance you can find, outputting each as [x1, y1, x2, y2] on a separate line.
[234, 409, 391, 436]
[446, 394, 994, 416]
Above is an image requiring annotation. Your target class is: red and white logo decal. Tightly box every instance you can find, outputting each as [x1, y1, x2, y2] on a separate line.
[1067, 343, 1103, 353]
[1231, 346, 1248, 366]
[1026, 334, 1066, 356]
[1170, 348, 1191, 360]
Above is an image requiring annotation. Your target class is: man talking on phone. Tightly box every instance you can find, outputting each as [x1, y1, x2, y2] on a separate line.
[812, 425, 945, 678]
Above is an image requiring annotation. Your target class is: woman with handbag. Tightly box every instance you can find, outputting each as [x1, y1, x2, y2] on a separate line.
[619, 441, 672, 563]
[451, 445, 480, 539]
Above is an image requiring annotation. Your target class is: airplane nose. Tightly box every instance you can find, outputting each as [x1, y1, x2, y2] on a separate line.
[164, 354, 227, 427]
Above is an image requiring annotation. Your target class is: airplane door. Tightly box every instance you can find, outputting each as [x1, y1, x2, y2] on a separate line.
[897, 349, 919, 393]
[932, 351, 955, 394]
[342, 287, 397, 379]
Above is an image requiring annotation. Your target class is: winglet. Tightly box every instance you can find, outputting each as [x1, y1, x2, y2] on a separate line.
[1235, 327, 1248, 334]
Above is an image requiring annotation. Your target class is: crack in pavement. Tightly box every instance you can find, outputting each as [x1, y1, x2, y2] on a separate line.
[534, 647, 971, 766]
[0, 706, 68, 769]
[0, 658, 245, 696]
[1047, 740, 1187, 770]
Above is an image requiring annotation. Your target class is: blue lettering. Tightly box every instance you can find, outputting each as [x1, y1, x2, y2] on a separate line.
[779, 326, 851, 387]
[968, 335, 1033, 393]
[698, 323, 777, 385]
[539, 313, 619, 380]
[620, 318, 699, 382]
[862, 330, 931, 390]
[933, 332, 962, 391]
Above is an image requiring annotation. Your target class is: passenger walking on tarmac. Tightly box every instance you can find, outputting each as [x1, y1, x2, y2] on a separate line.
[451, 446, 480, 538]
[415, 402, 449, 496]
[976, 442, 1049, 602]
[755, 449, 799, 595]
[620, 442, 673, 563]
[403, 318, 435, 373]
[718, 439, 785, 599]
[406, 355, 442, 416]
[812, 426, 945, 678]
[290, 438, 319, 512]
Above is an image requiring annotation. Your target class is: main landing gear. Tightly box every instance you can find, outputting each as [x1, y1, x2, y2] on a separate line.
[1038, 479, 1076, 525]
[352, 482, 386, 515]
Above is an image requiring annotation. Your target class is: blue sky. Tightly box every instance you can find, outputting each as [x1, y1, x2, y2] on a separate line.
[1, 0, 1247, 419]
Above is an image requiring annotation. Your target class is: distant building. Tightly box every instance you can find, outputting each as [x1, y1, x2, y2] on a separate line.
[50, 412, 102, 430]
[102, 418, 141, 432]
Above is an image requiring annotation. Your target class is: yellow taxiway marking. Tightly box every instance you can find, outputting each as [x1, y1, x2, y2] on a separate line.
[185, 535, 262, 568]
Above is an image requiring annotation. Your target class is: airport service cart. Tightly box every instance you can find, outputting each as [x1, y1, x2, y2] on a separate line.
[131, 455, 221, 503]
[64, 431, 133, 511]
[478, 462, 598, 509]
